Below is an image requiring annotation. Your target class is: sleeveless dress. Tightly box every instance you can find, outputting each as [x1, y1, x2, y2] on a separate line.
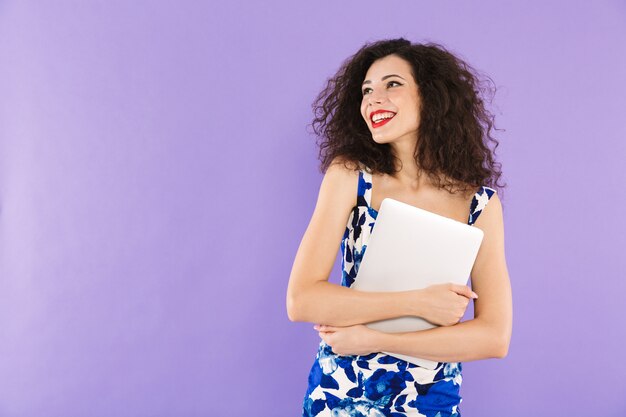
[302, 164, 496, 417]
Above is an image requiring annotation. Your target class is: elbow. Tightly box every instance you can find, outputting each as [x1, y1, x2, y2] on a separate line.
[477, 318, 511, 359]
[494, 343, 509, 359]
[287, 281, 325, 323]
[286, 292, 304, 322]
[493, 333, 511, 359]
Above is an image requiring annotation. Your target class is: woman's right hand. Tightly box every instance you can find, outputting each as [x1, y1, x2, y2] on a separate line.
[409, 283, 478, 327]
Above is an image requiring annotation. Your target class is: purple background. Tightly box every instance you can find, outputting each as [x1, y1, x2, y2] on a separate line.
[1, 1, 625, 416]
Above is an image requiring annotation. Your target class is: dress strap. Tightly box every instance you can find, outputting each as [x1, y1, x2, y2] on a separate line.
[357, 165, 373, 208]
[468, 186, 496, 226]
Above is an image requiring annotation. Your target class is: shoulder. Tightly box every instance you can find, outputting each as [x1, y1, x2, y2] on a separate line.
[325, 156, 361, 176]
[322, 157, 361, 191]
[316, 157, 361, 212]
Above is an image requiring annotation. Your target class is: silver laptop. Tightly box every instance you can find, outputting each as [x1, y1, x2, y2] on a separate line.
[352, 198, 484, 369]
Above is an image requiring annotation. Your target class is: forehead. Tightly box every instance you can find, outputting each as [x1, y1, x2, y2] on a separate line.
[363, 55, 413, 81]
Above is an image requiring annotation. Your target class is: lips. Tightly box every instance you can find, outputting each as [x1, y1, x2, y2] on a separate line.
[370, 109, 396, 129]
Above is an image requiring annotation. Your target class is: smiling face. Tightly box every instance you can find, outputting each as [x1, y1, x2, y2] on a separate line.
[360, 54, 421, 145]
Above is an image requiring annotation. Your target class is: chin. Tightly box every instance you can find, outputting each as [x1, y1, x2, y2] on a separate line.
[371, 132, 393, 144]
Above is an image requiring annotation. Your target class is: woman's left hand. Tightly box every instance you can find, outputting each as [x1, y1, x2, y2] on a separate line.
[314, 324, 381, 356]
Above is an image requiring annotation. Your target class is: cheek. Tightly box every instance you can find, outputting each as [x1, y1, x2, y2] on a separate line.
[403, 99, 421, 125]
[360, 101, 369, 123]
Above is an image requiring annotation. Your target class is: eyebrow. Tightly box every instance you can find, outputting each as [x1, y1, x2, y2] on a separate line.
[362, 74, 406, 86]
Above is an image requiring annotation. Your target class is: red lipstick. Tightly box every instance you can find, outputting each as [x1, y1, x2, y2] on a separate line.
[370, 109, 396, 129]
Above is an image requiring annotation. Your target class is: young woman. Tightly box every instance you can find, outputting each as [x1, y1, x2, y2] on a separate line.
[286, 38, 512, 417]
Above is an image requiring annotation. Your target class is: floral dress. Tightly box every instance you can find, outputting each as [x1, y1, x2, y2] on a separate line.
[302, 164, 496, 417]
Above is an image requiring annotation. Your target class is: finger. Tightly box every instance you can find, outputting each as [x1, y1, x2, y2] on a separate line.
[317, 325, 339, 332]
[452, 284, 478, 299]
[319, 332, 333, 344]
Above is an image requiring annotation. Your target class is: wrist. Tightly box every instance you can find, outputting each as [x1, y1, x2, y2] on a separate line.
[371, 327, 391, 352]
[400, 289, 424, 318]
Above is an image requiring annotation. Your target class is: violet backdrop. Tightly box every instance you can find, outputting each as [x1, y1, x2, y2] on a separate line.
[1, 1, 625, 416]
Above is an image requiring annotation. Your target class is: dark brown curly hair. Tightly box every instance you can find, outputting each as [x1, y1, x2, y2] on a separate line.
[311, 38, 505, 196]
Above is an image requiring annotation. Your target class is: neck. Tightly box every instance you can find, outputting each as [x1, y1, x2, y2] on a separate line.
[390, 139, 425, 189]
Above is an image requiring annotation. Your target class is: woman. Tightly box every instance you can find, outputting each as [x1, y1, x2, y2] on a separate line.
[286, 38, 512, 417]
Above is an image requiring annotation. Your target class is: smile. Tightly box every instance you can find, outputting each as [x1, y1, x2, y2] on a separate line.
[370, 110, 396, 129]
[372, 116, 394, 128]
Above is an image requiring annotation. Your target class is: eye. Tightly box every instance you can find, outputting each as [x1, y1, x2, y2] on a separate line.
[362, 81, 402, 96]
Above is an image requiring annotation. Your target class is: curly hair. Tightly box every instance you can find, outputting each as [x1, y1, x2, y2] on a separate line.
[311, 38, 505, 196]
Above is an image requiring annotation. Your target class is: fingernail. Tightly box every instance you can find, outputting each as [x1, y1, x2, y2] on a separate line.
[472, 292, 478, 298]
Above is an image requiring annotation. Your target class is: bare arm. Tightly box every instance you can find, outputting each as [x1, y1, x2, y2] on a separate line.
[368, 192, 513, 362]
[376, 193, 513, 361]
[286, 159, 420, 326]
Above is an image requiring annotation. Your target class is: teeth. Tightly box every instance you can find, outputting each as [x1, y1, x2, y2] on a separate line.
[372, 112, 395, 123]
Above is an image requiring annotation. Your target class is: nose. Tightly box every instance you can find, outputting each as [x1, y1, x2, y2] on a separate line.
[367, 89, 387, 105]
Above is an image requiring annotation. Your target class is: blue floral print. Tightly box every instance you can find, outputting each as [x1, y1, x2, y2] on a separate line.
[302, 164, 496, 417]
